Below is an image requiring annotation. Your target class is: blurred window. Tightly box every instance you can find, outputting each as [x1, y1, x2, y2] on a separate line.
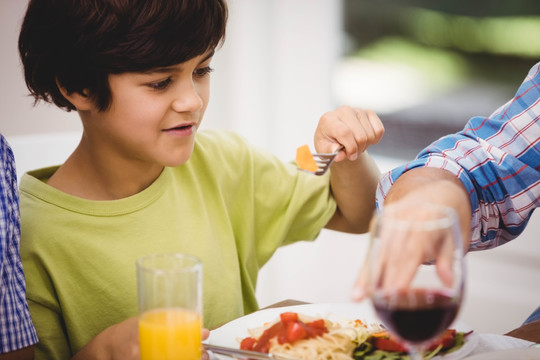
[337, 0, 540, 159]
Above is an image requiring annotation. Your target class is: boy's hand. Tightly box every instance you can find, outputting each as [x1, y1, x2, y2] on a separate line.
[72, 317, 211, 360]
[316, 106, 383, 233]
[314, 106, 384, 161]
[71, 317, 139, 360]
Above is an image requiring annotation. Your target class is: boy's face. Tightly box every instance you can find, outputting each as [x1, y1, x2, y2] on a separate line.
[82, 51, 214, 168]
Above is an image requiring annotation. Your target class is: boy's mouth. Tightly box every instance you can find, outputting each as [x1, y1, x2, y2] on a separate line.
[162, 123, 197, 137]
[170, 125, 191, 130]
[163, 123, 196, 132]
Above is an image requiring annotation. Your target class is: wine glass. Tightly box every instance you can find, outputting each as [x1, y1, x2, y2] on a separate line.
[366, 202, 465, 360]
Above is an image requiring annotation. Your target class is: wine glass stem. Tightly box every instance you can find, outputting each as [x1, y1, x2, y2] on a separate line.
[409, 347, 424, 360]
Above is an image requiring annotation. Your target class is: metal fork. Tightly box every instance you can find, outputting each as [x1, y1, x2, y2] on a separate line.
[301, 146, 344, 176]
[204, 343, 300, 360]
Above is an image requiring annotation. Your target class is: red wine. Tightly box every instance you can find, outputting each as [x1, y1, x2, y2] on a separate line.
[373, 289, 460, 344]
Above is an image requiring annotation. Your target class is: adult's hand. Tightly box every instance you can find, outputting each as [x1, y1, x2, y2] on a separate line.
[352, 167, 472, 301]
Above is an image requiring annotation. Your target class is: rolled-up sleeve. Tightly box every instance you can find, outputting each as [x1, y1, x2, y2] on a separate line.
[376, 62, 540, 251]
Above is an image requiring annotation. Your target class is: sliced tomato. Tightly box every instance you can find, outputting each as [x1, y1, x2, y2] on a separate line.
[427, 329, 457, 350]
[306, 319, 326, 329]
[305, 320, 327, 338]
[440, 329, 457, 349]
[244, 312, 329, 353]
[277, 331, 288, 345]
[240, 337, 257, 351]
[286, 322, 307, 342]
[280, 312, 299, 324]
[373, 337, 408, 353]
[253, 322, 283, 353]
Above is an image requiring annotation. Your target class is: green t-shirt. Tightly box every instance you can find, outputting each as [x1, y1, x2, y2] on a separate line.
[19, 130, 336, 359]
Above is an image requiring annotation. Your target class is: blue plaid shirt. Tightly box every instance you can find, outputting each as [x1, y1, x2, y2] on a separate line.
[0, 134, 38, 352]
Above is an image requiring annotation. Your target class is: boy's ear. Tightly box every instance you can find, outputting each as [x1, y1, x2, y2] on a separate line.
[56, 79, 93, 111]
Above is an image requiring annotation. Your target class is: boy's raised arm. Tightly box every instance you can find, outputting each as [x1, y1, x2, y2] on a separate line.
[313, 106, 384, 233]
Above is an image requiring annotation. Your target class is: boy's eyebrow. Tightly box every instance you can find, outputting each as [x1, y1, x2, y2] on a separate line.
[142, 50, 215, 75]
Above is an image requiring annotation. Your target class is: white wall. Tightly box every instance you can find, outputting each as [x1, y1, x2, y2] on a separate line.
[207, 0, 343, 161]
[0, 0, 82, 137]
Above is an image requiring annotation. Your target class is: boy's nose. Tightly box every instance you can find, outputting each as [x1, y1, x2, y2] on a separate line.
[171, 82, 204, 113]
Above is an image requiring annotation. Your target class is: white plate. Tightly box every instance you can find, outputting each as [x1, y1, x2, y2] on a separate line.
[462, 347, 540, 359]
[208, 302, 478, 360]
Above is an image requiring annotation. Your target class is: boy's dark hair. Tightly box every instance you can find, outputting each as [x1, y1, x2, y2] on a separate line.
[18, 0, 228, 112]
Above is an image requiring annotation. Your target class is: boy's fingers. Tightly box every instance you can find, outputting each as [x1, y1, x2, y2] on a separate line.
[348, 108, 384, 153]
[365, 109, 385, 144]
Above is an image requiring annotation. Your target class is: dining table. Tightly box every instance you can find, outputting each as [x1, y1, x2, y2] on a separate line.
[209, 299, 540, 359]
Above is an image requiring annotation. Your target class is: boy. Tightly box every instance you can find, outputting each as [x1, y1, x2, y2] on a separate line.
[18, 0, 384, 358]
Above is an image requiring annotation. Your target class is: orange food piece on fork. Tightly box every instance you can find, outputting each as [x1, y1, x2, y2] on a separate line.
[296, 144, 319, 172]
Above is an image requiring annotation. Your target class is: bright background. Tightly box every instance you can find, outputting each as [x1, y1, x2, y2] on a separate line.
[1, 0, 539, 335]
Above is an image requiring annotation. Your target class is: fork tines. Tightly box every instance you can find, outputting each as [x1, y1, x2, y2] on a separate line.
[310, 146, 343, 175]
[313, 153, 339, 175]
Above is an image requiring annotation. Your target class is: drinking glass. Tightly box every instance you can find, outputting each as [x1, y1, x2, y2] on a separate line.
[366, 202, 465, 360]
[137, 253, 203, 360]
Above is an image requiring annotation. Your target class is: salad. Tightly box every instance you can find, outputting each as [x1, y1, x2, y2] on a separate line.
[352, 329, 473, 360]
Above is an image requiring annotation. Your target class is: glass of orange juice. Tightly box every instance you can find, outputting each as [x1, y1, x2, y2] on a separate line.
[137, 253, 202, 360]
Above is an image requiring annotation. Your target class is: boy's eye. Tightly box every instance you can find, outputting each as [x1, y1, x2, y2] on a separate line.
[194, 66, 214, 78]
[148, 78, 172, 91]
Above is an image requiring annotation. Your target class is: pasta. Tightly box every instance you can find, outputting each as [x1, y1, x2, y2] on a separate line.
[241, 313, 375, 360]
[239, 312, 466, 359]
